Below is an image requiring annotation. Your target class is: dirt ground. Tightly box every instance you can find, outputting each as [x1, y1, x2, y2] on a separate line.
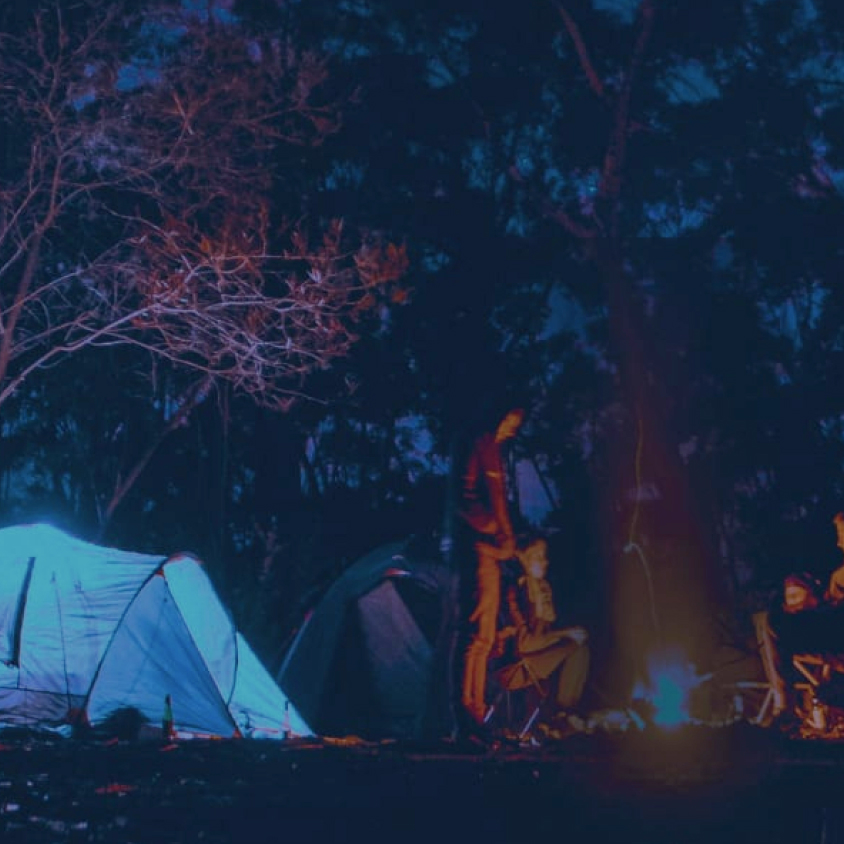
[0, 724, 842, 844]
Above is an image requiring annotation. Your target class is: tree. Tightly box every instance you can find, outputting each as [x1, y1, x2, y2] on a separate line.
[486, 0, 844, 677]
[0, 0, 407, 531]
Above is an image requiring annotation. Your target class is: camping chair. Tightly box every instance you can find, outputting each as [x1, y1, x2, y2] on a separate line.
[748, 610, 786, 724]
[792, 653, 827, 718]
[755, 608, 844, 731]
[792, 653, 844, 722]
[484, 655, 548, 737]
[711, 611, 782, 726]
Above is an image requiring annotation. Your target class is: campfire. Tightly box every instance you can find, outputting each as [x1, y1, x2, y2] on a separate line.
[632, 647, 708, 728]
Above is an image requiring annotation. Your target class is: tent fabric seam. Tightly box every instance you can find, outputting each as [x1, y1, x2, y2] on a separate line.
[78, 564, 167, 720]
[9, 556, 35, 672]
[84, 560, 239, 735]
[52, 575, 73, 713]
[155, 563, 239, 733]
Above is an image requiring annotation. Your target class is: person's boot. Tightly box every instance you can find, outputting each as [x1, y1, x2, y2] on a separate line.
[456, 702, 495, 747]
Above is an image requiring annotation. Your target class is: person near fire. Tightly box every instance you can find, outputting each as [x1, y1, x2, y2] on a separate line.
[761, 514, 844, 724]
[824, 512, 844, 607]
[765, 570, 836, 722]
[496, 535, 590, 725]
[458, 403, 525, 729]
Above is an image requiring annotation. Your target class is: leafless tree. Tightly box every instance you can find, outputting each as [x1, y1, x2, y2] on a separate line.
[0, 0, 408, 526]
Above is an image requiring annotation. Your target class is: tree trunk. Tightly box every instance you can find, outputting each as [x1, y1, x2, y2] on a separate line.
[598, 245, 722, 683]
[96, 376, 214, 542]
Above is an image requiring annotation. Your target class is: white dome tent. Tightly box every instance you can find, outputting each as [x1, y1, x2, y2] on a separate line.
[0, 523, 310, 739]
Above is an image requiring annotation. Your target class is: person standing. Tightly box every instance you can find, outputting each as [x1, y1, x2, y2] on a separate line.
[458, 405, 525, 728]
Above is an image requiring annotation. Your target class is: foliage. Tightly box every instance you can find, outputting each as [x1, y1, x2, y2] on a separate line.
[0, 0, 406, 412]
[7, 0, 844, 656]
[0, 0, 408, 541]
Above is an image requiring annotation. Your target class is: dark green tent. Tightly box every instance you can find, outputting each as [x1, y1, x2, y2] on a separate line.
[276, 540, 458, 741]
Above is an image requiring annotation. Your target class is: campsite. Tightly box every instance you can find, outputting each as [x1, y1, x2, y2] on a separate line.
[7, 0, 844, 840]
[0, 725, 840, 844]
[0, 523, 839, 843]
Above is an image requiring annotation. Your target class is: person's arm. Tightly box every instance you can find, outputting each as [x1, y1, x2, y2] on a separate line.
[826, 563, 844, 605]
[462, 441, 481, 503]
[556, 626, 588, 646]
[483, 442, 516, 550]
[506, 581, 528, 632]
[509, 582, 538, 654]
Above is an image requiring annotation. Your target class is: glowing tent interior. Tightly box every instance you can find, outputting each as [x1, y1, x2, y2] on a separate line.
[0, 523, 310, 739]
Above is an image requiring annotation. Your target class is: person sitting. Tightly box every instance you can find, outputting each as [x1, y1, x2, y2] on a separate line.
[766, 572, 821, 682]
[760, 515, 844, 727]
[824, 512, 844, 607]
[766, 571, 844, 721]
[494, 536, 590, 729]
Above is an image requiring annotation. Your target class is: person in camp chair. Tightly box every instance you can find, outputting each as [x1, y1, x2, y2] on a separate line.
[766, 572, 821, 672]
[770, 515, 844, 655]
[495, 536, 590, 726]
[458, 404, 525, 729]
[824, 512, 844, 607]
[762, 516, 844, 727]
[765, 570, 843, 723]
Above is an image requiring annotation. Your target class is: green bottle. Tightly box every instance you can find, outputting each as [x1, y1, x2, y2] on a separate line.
[162, 694, 174, 740]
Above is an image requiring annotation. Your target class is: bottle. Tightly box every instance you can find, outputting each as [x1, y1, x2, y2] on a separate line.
[283, 700, 291, 740]
[811, 696, 826, 731]
[162, 694, 175, 741]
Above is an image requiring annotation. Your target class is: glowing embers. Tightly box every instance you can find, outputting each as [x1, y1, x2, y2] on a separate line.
[632, 646, 706, 728]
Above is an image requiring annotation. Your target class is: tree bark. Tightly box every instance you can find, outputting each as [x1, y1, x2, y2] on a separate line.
[551, 0, 725, 685]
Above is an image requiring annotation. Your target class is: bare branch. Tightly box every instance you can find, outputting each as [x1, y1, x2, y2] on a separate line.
[543, 203, 599, 240]
[554, 3, 606, 100]
[0, 0, 407, 415]
[598, 0, 658, 235]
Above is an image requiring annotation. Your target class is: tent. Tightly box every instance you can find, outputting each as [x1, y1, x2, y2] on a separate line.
[277, 539, 459, 741]
[0, 523, 310, 739]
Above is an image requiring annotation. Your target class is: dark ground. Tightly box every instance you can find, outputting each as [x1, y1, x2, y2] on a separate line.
[1, 725, 844, 843]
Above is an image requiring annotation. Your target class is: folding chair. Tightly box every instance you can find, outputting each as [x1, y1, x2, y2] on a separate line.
[791, 652, 844, 687]
[791, 652, 844, 725]
[749, 610, 786, 724]
[793, 653, 829, 688]
[484, 656, 549, 738]
[754, 607, 844, 731]
[723, 680, 778, 725]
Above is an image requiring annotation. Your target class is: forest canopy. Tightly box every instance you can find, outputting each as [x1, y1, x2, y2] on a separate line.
[3, 0, 844, 664]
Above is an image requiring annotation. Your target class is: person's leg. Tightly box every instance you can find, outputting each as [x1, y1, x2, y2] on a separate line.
[556, 643, 590, 711]
[461, 547, 501, 724]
